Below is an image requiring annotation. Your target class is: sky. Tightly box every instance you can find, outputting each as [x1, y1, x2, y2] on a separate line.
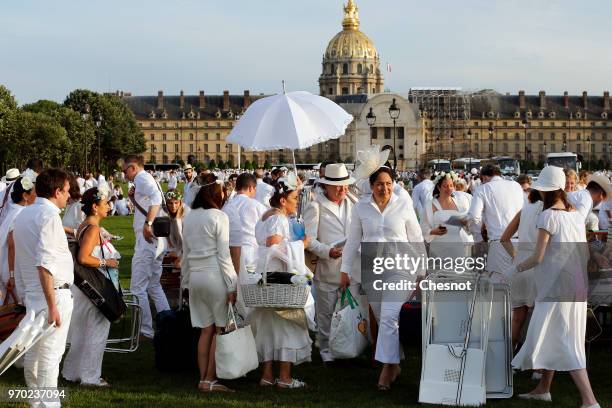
[1, 0, 611, 105]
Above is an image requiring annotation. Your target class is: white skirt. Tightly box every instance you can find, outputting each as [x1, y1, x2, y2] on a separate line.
[512, 301, 586, 371]
[249, 308, 312, 365]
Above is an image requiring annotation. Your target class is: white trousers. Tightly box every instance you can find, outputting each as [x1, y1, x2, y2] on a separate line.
[24, 289, 73, 408]
[130, 232, 169, 337]
[62, 287, 111, 384]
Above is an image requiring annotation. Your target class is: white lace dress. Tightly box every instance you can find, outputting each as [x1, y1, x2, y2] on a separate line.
[249, 214, 312, 365]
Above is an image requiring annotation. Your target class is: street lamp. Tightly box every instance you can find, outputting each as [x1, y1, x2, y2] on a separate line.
[450, 132, 455, 161]
[95, 114, 102, 172]
[388, 98, 400, 171]
[366, 107, 376, 127]
[466, 129, 472, 170]
[234, 114, 241, 170]
[544, 141, 548, 156]
[82, 103, 91, 174]
[522, 118, 529, 164]
[488, 124, 494, 158]
[414, 140, 419, 170]
[586, 135, 591, 170]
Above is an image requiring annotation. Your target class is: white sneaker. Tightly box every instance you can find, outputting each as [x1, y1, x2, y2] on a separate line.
[582, 404, 600, 408]
[518, 392, 551, 402]
[531, 371, 542, 381]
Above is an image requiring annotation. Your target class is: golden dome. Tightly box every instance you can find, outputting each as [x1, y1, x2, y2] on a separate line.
[324, 0, 378, 60]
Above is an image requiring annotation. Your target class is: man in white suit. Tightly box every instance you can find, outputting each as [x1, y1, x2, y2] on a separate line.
[303, 163, 356, 363]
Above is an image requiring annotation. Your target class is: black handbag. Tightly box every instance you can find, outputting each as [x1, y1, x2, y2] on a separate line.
[70, 225, 127, 322]
[130, 180, 170, 237]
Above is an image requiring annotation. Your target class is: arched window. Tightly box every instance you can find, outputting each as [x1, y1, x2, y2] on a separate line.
[357, 64, 363, 74]
[370, 64, 374, 73]
[342, 63, 349, 74]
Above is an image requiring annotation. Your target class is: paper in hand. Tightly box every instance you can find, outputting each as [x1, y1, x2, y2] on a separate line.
[445, 215, 467, 227]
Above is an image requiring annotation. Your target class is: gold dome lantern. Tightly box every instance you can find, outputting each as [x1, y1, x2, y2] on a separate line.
[319, 0, 384, 96]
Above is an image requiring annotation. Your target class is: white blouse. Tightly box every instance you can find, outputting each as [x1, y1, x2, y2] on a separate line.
[341, 192, 425, 277]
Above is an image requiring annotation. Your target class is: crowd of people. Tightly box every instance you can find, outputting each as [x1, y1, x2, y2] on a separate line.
[0, 147, 610, 408]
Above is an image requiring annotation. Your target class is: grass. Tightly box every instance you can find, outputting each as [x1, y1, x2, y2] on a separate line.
[2, 215, 612, 407]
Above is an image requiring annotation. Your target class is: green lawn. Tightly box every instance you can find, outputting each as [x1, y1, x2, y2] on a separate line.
[2, 215, 612, 407]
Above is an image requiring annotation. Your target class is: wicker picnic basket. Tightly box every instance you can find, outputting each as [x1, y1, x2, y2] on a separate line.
[241, 249, 310, 308]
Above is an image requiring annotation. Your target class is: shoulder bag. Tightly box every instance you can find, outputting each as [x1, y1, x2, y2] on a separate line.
[130, 180, 170, 237]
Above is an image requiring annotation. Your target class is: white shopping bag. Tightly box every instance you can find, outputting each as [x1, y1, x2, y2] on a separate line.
[215, 306, 259, 379]
[329, 289, 369, 359]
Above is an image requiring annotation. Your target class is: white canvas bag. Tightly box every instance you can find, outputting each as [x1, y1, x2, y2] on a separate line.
[215, 306, 259, 379]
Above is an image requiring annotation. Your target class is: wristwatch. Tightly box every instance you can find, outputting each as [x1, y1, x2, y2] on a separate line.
[145, 220, 153, 226]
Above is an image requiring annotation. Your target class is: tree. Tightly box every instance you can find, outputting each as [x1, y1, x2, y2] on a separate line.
[208, 159, 217, 170]
[64, 89, 145, 173]
[263, 160, 271, 169]
[251, 156, 259, 168]
[244, 160, 253, 170]
[15, 110, 71, 168]
[0, 85, 19, 172]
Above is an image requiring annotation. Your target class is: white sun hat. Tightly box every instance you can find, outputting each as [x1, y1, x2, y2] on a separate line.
[1, 168, 20, 183]
[587, 173, 612, 199]
[318, 163, 355, 186]
[353, 145, 390, 181]
[531, 166, 565, 192]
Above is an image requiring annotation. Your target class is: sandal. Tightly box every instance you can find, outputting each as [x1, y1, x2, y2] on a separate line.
[259, 378, 276, 387]
[198, 380, 234, 393]
[276, 378, 307, 389]
[82, 378, 110, 387]
[377, 383, 391, 391]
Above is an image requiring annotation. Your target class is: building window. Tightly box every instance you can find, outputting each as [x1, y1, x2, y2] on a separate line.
[342, 63, 348, 74]
[474, 122, 479, 127]
[162, 133, 166, 141]
[189, 144, 193, 153]
[384, 127, 391, 139]
[174, 123, 179, 128]
[190, 122, 194, 128]
[216, 133, 221, 140]
[577, 133, 581, 140]
[150, 122, 155, 128]
[150, 134, 154, 140]
[538, 132, 544, 140]
[162, 122, 167, 128]
[371, 127, 378, 139]
[357, 64, 363, 74]
[503, 132, 508, 140]
[216, 144, 221, 153]
[204, 133, 209, 141]
[551, 143, 556, 151]
[398, 127, 405, 139]
[204, 144, 209, 152]
[174, 144, 178, 152]
[342, 87, 349, 95]
[216, 122, 220, 128]
[514, 133, 519, 140]
[150, 144, 154, 152]
[162, 144, 167, 153]
[514, 122, 520, 127]
[527, 133, 532, 140]
[329, 88, 333, 95]
[515, 143, 520, 153]
[189, 133, 193, 140]
[503, 122, 508, 127]
[503, 143, 508, 153]
[577, 144, 581, 152]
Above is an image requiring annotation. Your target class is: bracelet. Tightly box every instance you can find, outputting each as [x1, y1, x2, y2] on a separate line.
[9, 271, 14, 279]
[99, 259, 107, 268]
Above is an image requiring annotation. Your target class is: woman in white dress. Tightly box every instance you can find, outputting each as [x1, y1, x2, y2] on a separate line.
[251, 175, 312, 389]
[62, 175, 85, 241]
[501, 189, 542, 351]
[181, 174, 237, 392]
[340, 167, 425, 390]
[511, 166, 599, 408]
[420, 171, 473, 260]
[63, 186, 120, 387]
[0, 176, 37, 303]
[165, 191, 185, 268]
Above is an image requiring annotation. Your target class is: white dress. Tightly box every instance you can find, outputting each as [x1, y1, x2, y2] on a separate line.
[249, 214, 312, 365]
[512, 209, 588, 371]
[510, 201, 543, 308]
[0, 202, 25, 303]
[421, 194, 473, 260]
[63, 234, 120, 385]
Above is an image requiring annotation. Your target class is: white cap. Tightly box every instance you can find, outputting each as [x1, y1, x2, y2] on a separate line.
[532, 166, 565, 192]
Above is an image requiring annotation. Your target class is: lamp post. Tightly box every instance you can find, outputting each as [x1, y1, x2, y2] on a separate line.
[95, 114, 102, 172]
[522, 118, 529, 165]
[414, 140, 419, 170]
[488, 124, 494, 158]
[467, 129, 472, 171]
[82, 103, 90, 175]
[388, 98, 400, 171]
[450, 132, 455, 161]
[544, 141, 548, 157]
[586, 135, 591, 170]
[234, 114, 241, 170]
[151, 145, 157, 165]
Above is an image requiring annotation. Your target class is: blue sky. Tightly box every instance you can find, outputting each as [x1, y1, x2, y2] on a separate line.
[1, 0, 611, 104]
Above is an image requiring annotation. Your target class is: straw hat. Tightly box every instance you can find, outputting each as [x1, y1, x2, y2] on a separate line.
[318, 163, 355, 186]
[587, 173, 612, 199]
[1, 168, 20, 183]
[531, 166, 565, 192]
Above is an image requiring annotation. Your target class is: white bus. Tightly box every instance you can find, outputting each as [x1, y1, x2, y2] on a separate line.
[427, 159, 451, 172]
[545, 152, 581, 173]
[452, 157, 481, 173]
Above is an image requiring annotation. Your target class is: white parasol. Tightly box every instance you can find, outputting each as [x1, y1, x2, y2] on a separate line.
[227, 82, 353, 172]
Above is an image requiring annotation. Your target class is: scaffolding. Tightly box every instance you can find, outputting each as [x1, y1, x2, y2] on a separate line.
[409, 88, 472, 162]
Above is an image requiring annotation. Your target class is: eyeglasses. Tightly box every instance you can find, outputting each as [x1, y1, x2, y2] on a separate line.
[122, 165, 135, 173]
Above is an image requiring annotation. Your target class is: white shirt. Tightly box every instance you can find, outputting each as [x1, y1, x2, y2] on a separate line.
[183, 176, 197, 207]
[115, 198, 129, 215]
[598, 199, 611, 231]
[222, 193, 267, 248]
[255, 179, 275, 209]
[13, 198, 74, 296]
[84, 177, 98, 190]
[168, 174, 178, 190]
[411, 179, 434, 218]
[341, 192, 425, 276]
[568, 189, 593, 223]
[62, 201, 85, 238]
[467, 176, 524, 241]
[97, 174, 107, 188]
[132, 170, 163, 231]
